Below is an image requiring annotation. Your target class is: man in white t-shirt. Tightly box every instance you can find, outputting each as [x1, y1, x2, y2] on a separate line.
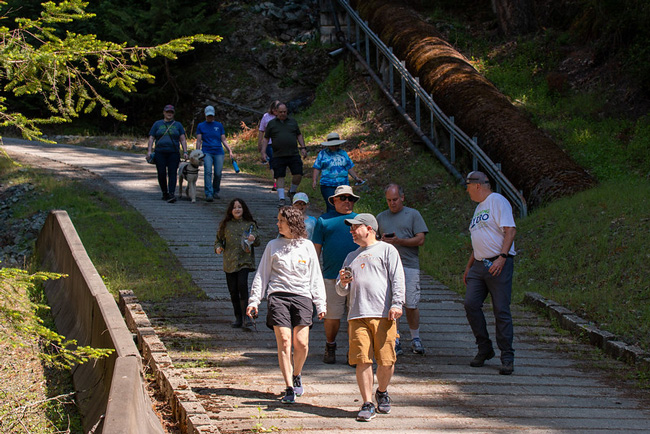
[462, 171, 517, 375]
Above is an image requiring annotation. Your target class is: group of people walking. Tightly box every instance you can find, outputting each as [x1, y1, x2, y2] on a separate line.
[146, 103, 517, 422]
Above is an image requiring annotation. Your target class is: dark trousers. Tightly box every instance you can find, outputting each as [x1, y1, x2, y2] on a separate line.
[320, 184, 337, 213]
[464, 257, 514, 362]
[154, 151, 180, 196]
[225, 269, 251, 319]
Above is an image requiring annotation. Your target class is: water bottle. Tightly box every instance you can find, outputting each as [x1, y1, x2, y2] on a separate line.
[232, 158, 240, 173]
[482, 259, 493, 269]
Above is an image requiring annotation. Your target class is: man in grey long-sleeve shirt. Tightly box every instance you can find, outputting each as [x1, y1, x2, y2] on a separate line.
[336, 213, 405, 422]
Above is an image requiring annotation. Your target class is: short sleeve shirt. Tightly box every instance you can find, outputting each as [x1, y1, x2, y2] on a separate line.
[312, 211, 358, 279]
[196, 121, 225, 154]
[313, 148, 354, 187]
[469, 192, 516, 260]
[377, 206, 428, 269]
[264, 117, 301, 157]
[149, 120, 186, 153]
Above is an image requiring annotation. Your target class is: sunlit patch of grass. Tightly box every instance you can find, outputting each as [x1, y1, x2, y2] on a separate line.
[1, 158, 203, 303]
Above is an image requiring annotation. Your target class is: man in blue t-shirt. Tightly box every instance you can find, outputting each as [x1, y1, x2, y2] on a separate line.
[196, 105, 234, 201]
[312, 185, 359, 364]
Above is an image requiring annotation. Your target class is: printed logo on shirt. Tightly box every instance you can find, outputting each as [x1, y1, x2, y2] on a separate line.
[470, 208, 491, 230]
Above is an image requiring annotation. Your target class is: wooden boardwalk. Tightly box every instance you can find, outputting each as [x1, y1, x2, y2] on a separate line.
[4, 139, 650, 433]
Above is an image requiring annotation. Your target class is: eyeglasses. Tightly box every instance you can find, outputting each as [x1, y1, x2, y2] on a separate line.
[337, 195, 358, 202]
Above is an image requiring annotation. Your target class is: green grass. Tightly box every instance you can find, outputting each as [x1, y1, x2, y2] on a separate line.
[0, 156, 204, 302]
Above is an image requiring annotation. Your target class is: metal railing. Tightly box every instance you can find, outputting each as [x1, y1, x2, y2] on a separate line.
[330, 0, 527, 217]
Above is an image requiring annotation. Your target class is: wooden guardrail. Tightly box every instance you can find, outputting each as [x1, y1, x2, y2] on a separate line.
[36, 210, 163, 434]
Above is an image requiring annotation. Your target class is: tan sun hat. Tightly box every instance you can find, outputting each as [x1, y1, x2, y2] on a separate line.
[321, 132, 347, 146]
[328, 185, 360, 205]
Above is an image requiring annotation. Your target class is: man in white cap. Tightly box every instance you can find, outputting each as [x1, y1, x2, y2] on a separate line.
[312, 185, 359, 364]
[463, 171, 517, 375]
[337, 213, 404, 422]
[292, 192, 317, 239]
[312, 132, 363, 213]
[195, 105, 235, 201]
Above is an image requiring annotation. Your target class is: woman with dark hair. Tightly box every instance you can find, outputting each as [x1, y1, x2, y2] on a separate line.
[247, 207, 326, 404]
[215, 198, 260, 328]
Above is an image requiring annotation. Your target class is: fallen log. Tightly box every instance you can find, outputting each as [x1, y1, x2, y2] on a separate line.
[349, 0, 596, 208]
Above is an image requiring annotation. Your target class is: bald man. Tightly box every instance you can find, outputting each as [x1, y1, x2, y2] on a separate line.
[463, 171, 517, 375]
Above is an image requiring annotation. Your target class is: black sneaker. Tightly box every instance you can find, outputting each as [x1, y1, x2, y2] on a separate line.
[231, 318, 243, 328]
[166, 195, 177, 203]
[281, 387, 295, 404]
[323, 342, 336, 364]
[470, 349, 495, 367]
[375, 389, 391, 414]
[356, 402, 376, 422]
[499, 361, 514, 375]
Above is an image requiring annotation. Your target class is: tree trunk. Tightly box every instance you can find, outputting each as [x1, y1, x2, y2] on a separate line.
[349, 0, 595, 208]
[492, 0, 537, 36]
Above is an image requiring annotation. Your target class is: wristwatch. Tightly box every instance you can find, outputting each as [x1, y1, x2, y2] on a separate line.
[499, 253, 508, 259]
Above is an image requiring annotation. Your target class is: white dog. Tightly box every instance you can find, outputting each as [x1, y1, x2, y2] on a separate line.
[178, 149, 205, 203]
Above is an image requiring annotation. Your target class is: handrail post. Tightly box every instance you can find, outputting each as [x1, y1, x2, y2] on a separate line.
[415, 77, 421, 128]
[450, 116, 456, 163]
[389, 48, 394, 95]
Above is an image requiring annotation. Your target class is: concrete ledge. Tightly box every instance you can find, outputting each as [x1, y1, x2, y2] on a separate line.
[36, 210, 164, 433]
[523, 292, 649, 372]
[119, 290, 215, 434]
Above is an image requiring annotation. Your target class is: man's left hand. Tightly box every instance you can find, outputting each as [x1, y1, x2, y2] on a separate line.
[300, 148, 308, 158]
[489, 256, 506, 276]
[388, 307, 402, 321]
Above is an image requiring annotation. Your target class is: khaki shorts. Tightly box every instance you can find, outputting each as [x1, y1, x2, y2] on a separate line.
[348, 318, 397, 366]
[324, 278, 348, 319]
[403, 267, 421, 309]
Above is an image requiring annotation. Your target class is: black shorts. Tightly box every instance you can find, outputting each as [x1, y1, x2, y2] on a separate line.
[271, 155, 303, 178]
[266, 292, 313, 329]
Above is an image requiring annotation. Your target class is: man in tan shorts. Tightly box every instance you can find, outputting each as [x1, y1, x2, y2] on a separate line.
[336, 213, 405, 422]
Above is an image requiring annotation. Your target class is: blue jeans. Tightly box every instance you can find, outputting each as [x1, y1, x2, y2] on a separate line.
[464, 257, 514, 362]
[203, 152, 224, 198]
[154, 151, 180, 196]
[320, 184, 338, 213]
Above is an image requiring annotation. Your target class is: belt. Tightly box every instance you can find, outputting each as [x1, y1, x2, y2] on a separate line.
[484, 254, 515, 261]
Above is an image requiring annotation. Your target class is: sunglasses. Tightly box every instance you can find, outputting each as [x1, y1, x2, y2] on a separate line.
[337, 195, 358, 202]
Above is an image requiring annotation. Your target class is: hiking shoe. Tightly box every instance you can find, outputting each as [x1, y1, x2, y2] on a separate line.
[166, 195, 177, 203]
[242, 316, 254, 330]
[278, 198, 286, 208]
[395, 340, 403, 356]
[161, 193, 170, 200]
[213, 193, 220, 199]
[280, 387, 295, 404]
[356, 402, 376, 422]
[499, 361, 514, 375]
[470, 349, 496, 367]
[292, 374, 304, 396]
[231, 317, 243, 328]
[411, 338, 425, 355]
[375, 389, 391, 414]
[323, 342, 336, 364]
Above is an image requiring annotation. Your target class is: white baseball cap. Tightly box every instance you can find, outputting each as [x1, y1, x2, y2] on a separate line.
[204, 105, 215, 116]
[292, 192, 310, 204]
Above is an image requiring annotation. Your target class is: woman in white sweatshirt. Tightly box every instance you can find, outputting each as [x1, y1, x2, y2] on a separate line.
[247, 206, 326, 404]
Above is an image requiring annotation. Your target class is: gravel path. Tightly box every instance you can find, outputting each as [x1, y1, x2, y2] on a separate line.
[4, 138, 649, 433]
